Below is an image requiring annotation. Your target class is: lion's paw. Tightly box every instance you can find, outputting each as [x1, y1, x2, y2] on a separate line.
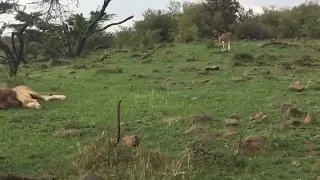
[58, 95, 67, 100]
[34, 101, 41, 109]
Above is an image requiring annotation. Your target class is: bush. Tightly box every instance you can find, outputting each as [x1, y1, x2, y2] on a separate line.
[112, 27, 138, 49]
[233, 18, 268, 40]
[137, 29, 162, 49]
[176, 23, 199, 43]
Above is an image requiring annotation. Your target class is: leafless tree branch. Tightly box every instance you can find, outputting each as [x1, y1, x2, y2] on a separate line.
[92, 15, 134, 34]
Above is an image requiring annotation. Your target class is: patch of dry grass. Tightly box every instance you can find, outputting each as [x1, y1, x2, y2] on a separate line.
[72, 134, 192, 180]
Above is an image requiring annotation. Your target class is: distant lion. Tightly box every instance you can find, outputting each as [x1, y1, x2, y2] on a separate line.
[0, 85, 66, 110]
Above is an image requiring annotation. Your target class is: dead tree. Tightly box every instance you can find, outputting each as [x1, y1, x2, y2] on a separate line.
[74, 0, 134, 56]
[0, 23, 29, 76]
[0, 11, 39, 76]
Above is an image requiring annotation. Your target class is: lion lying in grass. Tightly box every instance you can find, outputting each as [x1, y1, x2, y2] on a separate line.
[0, 85, 66, 110]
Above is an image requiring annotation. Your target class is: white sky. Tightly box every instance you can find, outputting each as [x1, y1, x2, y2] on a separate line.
[0, 0, 311, 36]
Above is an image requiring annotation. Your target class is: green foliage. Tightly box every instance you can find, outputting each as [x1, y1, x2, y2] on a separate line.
[112, 26, 138, 49]
[41, 32, 64, 58]
[205, 0, 244, 30]
[26, 42, 42, 59]
[111, 0, 320, 49]
[83, 32, 112, 53]
[205, 39, 216, 48]
[134, 9, 176, 42]
[177, 2, 214, 40]
[176, 22, 199, 43]
[233, 18, 267, 40]
[137, 29, 162, 49]
[258, 2, 320, 38]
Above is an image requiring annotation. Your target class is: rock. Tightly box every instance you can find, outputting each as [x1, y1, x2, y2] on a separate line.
[122, 135, 140, 147]
[289, 80, 305, 92]
[224, 118, 239, 126]
[204, 66, 219, 71]
[202, 79, 210, 83]
[304, 112, 316, 124]
[284, 107, 305, 119]
[79, 172, 103, 180]
[280, 100, 299, 113]
[281, 101, 306, 119]
[253, 112, 267, 123]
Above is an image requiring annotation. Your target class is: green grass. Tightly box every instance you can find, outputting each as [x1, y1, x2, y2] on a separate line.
[1, 40, 320, 179]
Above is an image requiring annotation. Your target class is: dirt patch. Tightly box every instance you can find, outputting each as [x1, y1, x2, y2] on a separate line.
[281, 100, 306, 120]
[238, 135, 269, 156]
[192, 114, 214, 125]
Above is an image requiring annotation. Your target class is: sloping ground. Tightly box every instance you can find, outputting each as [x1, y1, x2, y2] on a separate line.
[0, 40, 320, 179]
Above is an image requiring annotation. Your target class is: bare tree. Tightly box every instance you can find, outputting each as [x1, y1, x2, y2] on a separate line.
[74, 0, 134, 56]
[0, 2, 42, 76]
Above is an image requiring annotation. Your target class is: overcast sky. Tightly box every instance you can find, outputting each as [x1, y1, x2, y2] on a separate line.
[0, 0, 309, 36]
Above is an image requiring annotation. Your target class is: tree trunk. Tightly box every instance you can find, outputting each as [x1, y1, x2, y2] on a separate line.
[75, 37, 87, 56]
[0, 40, 18, 76]
[9, 62, 18, 76]
[7, 55, 19, 77]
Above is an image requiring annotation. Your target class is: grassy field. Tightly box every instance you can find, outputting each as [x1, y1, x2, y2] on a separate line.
[1, 40, 320, 179]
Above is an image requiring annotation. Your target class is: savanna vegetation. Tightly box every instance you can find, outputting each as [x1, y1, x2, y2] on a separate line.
[0, 0, 320, 179]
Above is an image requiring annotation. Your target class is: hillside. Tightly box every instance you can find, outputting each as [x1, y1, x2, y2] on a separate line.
[1, 40, 320, 179]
